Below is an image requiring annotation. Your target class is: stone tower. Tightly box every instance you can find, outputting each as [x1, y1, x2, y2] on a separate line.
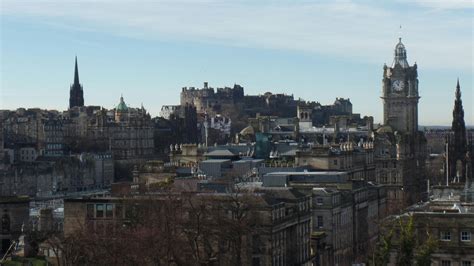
[447, 79, 468, 182]
[297, 103, 313, 131]
[375, 38, 427, 213]
[69, 56, 84, 109]
[382, 38, 419, 135]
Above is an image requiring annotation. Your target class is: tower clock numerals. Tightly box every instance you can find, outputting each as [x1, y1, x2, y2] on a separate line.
[391, 79, 405, 92]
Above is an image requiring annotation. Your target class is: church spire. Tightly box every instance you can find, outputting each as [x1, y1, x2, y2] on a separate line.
[69, 56, 84, 109]
[74, 56, 80, 85]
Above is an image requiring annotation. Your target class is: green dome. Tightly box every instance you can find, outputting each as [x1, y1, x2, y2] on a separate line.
[116, 95, 128, 112]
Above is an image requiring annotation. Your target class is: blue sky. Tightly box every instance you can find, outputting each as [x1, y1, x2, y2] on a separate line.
[1, 0, 472, 125]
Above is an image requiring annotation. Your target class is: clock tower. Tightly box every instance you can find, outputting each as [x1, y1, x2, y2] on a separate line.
[382, 38, 419, 135]
[375, 38, 427, 213]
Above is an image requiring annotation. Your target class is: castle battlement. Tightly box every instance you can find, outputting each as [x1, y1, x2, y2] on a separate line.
[180, 82, 245, 113]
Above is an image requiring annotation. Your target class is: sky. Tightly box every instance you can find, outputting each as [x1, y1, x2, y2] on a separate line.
[0, 0, 472, 126]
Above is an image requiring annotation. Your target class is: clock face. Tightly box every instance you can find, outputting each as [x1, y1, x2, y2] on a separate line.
[391, 79, 405, 92]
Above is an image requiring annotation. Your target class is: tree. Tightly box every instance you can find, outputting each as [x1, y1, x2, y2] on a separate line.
[414, 230, 437, 266]
[369, 229, 393, 266]
[397, 215, 415, 265]
[368, 214, 438, 266]
[45, 190, 261, 265]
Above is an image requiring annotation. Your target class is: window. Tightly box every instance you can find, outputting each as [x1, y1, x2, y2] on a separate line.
[96, 204, 104, 218]
[86, 204, 94, 218]
[316, 198, 323, 205]
[252, 257, 260, 266]
[442, 260, 451, 266]
[252, 235, 262, 253]
[334, 160, 338, 165]
[115, 205, 123, 219]
[462, 261, 471, 266]
[106, 204, 113, 218]
[317, 216, 324, 228]
[461, 231, 471, 241]
[440, 231, 451, 241]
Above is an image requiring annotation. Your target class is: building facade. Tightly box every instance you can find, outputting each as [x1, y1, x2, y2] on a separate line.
[63, 188, 312, 265]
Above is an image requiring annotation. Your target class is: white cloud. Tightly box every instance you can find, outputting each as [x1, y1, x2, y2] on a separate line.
[1, 0, 472, 70]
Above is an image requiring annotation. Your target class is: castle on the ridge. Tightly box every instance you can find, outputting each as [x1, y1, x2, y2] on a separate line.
[180, 82, 298, 118]
[179, 81, 354, 124]
[180, 82, 244, 112]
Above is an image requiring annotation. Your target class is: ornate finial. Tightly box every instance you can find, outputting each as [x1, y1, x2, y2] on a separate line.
[398, 25, 402, 41]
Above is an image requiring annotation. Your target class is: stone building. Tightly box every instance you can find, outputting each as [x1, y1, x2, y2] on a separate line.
[387, 185, 474, 265]
[0, 153, 114, 196]
[153, 104, 198, 154]
[297, 103, 313, 131]
[310, 98, 354, 126]
[180, 82, 244, 114]
[1, 108, 67, 160]
[243, 92, 298, 118]
[43, 119, 65, 156]
[261, 171, 387, 264]
[0, 105, 144, 189]
[180, 82, 299, 134]
[295, 141, 375, 181]
[0, 196, 30, 255]
[159, 105, 180, 120]
[308, 187, 354, 265]
[63, 187, 312, 265]
[2, 109, 48, 148]
[86, 96, 154, 160]
[201, 113, 232, 145]
[374, 38, 427, 212]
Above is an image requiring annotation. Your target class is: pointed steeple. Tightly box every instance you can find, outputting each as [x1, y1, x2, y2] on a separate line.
[455, 78, 461, 100]
[448, 79, 468, 182]
[69, 56, 84, 108]
[74, 56, 79, 84]
[74, 56, 80, 85]
[453, 78, 465, 128]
